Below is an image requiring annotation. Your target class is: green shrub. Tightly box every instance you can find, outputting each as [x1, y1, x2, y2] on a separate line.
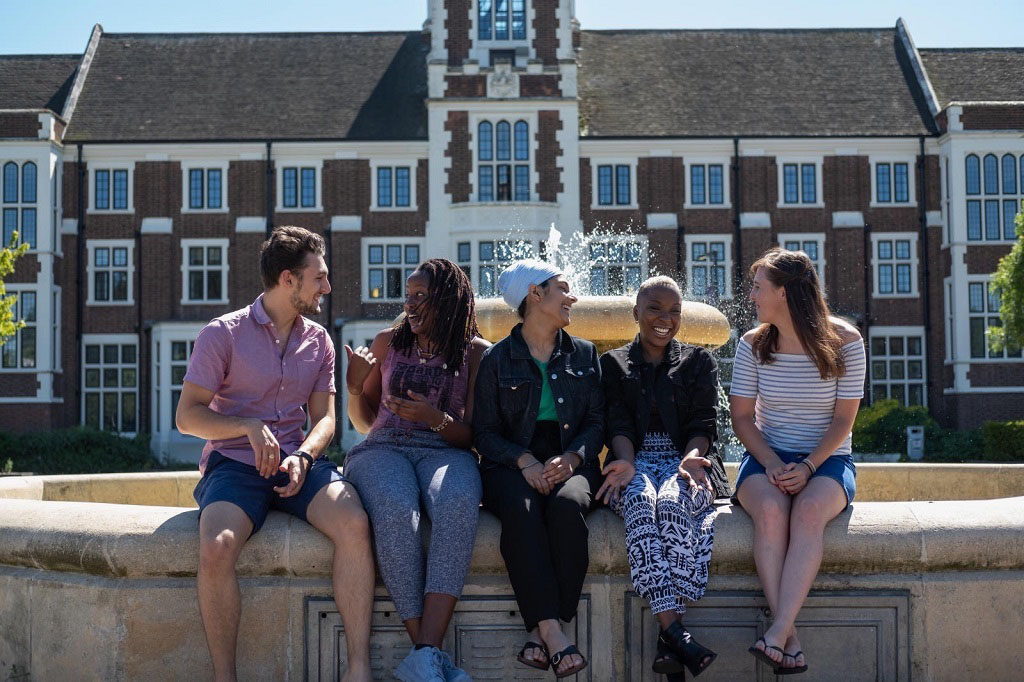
[923, 428, 984, 463]
[981, 420, 1024, 462]
[1, 427, 157, 475]
[852, 399, 937, 454]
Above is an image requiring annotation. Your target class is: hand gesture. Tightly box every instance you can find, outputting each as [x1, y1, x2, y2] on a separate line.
[274, 454, 309, 497]
[383, 390, 443, 426]
[246, 420, 280, 478]
[543, 451, 581, 486]
[776, 461, 811, 495]
[678, 454, 713, 493]
[520, 458, 552, 495]
[597, 459, 636, 506]
[764, 457, 789, 491]
[345, 345, 377, 395]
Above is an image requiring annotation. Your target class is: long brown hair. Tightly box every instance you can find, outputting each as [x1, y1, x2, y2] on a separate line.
[391, 258, 479, 372]
[749, 247, 846, 380]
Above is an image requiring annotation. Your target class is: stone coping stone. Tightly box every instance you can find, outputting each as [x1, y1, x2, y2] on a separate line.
[3, 463, 1024, 504]
[1, 496, 1022, 579]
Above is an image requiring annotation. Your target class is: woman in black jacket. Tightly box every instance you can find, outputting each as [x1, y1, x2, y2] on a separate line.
[597, 276, 728, 678]
[473, 259, 604, 679]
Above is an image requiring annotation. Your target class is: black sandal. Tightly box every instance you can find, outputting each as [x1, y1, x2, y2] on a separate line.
[660, 622, 717, 677]
[777, 650, 809, 675]
[550, 644, 587, 679]
[747, 637, 785, 671]
[516, 641, 550, 671]
[651, 638, 684, 675]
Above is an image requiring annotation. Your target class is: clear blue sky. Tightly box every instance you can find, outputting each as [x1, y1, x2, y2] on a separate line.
[2, 0, 1021, 55]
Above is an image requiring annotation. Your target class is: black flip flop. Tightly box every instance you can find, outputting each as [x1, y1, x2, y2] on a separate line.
[776, 650, 809, 675]
[550, 644, 587, 679]
[516, 641, 550, 671]
[747, 637, 785, 671]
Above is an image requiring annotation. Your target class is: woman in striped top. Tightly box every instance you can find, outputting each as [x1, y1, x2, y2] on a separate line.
[729, 248, 866, 675]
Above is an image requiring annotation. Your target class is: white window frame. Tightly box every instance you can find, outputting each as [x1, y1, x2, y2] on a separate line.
[590, 158, 639, 210]
[52, 286, 61, 373]
[868, 326, 928, 407]
[587, 236, 648, 295]
[180, 238, 230, 305]
[0, 285, 38, 372]
[470, 112, 539, 204]
[966, 276, 1023, 362]
[469, 0, 533, 65]
[453, 236, 540, 298]
[963, 152, 1023, 243]
[370, 159, 418, 211]
[81, 333, 139, 436]
[361, 237, 425, 303]
[684, 158, 731, 209]
[944, 278, 955, 364]
[684, 233, 734, 300]
[776, 157, 824, 208]
[181, 162, 229, 214]
[88, 164, 134, 213]
[86, 239, 135, 306]
[870, 156, 917, 207]
[777, 232, 826, 291]
[871, 232, 919, 299]
[276, 160, 323, 212]
[1, 159, 40, 251]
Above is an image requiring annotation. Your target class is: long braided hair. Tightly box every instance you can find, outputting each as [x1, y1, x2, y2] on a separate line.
[390, 258, 479, 372]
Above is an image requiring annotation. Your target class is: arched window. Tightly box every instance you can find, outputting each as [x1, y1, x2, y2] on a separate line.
[1006, 154, 1021, 195]
[2, 162, 16, 203]
[478, 122, 493, 161]
[983, 154, 999, 195]
[965, 155, 980, 195]
[512, 120, 528, 159]
[495, 121, 511, 161]
[21, 162, 36, 203]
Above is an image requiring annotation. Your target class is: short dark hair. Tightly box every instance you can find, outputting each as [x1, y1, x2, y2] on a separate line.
[259, 226, 326, 289]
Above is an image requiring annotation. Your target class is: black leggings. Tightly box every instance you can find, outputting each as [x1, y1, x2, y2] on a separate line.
[481, 421, 601, 632]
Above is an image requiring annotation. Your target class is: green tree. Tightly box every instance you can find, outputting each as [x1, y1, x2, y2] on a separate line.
[1, 232, 30, 344]
[989, 205, 1024, 352]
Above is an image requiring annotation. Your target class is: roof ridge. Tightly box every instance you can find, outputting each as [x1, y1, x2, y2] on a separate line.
[919, 47, 1024, 53]
[581, 27, 894, 34]
[0, 53, 82, 60]
[101, 30, 416, 39]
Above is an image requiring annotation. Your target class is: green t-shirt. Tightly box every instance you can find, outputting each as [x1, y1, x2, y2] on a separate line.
[533, 359, 559, 421]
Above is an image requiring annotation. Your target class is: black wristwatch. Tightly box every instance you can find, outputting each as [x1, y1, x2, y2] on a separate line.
[294, 449, 316, 469]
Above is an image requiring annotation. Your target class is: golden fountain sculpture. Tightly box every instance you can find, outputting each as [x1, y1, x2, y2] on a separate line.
[474, 295, 731, 352]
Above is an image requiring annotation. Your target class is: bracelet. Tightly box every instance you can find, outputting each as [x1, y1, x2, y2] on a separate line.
[294, 449, 315, 470]
[802, 459, 817, 475]
[430, 411, 453, 433]
[520, 461, 542, 471]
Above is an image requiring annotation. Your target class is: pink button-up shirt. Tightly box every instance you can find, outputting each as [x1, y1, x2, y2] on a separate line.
[184, 294, 336, 473]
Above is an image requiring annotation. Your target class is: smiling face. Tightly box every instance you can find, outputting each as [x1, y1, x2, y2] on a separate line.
[749, 266, 786, 324]
[528, 274, 577, 328]
[634, 284, 682, 352]
[403, 269, 432, 336]
[286, 252, 330, 315]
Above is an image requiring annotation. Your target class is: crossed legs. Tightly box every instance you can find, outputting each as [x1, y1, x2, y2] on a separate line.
[737, 473, 846, 669]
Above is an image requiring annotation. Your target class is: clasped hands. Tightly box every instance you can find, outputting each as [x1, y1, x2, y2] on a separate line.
[244, 419, 310, 498]
[518, 450, 582, 495]
[767, 459, 811, 495]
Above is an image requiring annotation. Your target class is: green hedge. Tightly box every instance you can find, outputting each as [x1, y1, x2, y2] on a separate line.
[852, 399, 937, 454]
[0, 428, 158, 475]
[981, 420, 1024, 462]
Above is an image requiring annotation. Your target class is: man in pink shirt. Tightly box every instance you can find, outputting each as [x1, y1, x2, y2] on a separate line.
[176, 226, 373, 682]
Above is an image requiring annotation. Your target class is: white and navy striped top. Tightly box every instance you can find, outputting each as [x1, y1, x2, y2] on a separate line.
[730, 336, 866, 456]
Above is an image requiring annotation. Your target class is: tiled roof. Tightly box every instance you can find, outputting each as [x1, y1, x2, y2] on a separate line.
[0, 54, 80, 113]
[64, 31, 427, 142]
[919, 48, 1024, 108]
[578, 28, 934, 137]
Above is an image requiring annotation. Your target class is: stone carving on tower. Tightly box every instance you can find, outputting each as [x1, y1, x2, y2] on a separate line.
[487, 62, 520, 98]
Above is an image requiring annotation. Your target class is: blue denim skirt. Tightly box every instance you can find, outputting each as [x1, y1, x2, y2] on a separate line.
[732, 449, 856, 509]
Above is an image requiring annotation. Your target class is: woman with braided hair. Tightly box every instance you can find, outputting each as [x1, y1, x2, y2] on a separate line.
[729, 248, 866, 676]
[344, 258, 489, 682]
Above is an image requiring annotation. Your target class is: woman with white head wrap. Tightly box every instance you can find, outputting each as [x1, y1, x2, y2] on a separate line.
[472, 259, 605, 678]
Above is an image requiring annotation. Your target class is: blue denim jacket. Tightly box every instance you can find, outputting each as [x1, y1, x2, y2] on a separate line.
[472, 323, 605, 469]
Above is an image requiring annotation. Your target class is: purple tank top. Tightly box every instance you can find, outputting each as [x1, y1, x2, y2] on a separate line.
[370, 343, 471, 432]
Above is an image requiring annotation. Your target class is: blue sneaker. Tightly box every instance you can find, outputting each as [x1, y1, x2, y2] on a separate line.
[439, 650, 472, 682]
[395, 646, 447, 682]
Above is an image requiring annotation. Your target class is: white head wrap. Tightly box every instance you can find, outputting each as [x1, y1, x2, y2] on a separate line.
[497, 259, 562, 310]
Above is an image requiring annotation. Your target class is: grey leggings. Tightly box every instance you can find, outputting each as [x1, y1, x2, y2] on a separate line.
[344, 428, 482, 621]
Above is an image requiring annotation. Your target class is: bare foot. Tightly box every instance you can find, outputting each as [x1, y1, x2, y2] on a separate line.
[520, 627, 549, 666]
[753, 627, 786, 666]
[782, 630, 806, 671]
[539, 622, 584, 676]
[341, 662, 372, 682]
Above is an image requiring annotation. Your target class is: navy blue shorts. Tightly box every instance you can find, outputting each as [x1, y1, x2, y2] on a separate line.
[193, 451, 346, 534]
[732, 449, 857, 509]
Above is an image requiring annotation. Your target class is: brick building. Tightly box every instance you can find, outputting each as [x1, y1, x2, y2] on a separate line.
[1, 2, 1022, 459]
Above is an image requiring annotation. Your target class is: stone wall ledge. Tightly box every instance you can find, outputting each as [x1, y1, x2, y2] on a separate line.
[2, 496, 1023, 579]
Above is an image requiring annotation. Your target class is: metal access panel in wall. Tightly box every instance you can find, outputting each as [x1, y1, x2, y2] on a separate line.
[625, 590, 910, 681]
[306, 594, 591, 681]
